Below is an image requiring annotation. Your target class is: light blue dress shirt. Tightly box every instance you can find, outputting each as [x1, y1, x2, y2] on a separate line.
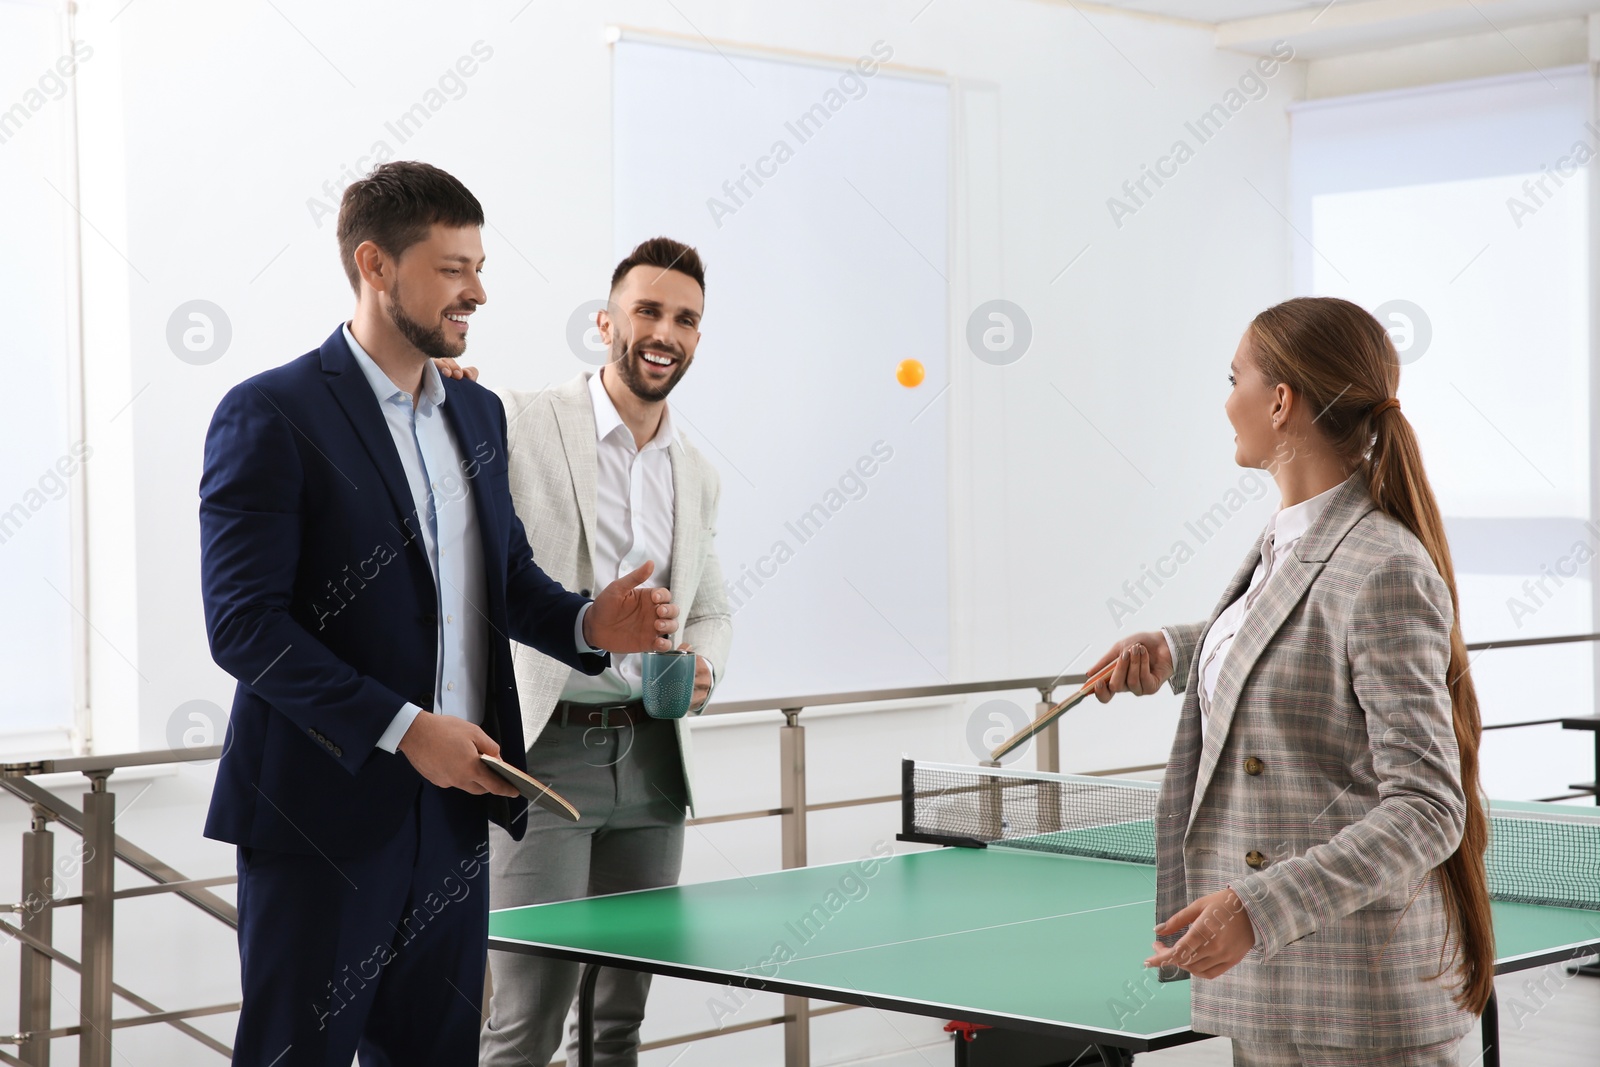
[343, 325, 491, 753]
[343, 325, 603, 754]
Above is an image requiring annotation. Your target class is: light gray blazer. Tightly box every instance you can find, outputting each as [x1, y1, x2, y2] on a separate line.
[1157, 470, 1474, 1047]
[496, 374, 732, 814]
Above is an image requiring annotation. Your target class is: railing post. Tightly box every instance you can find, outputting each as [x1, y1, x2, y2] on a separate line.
[779, 708, 809, 1067]
[779, 708, 807, 869]
[19, 805, 54, 1066]
[79, 773, 114, 1067]
[1035, 686, 1060, 774]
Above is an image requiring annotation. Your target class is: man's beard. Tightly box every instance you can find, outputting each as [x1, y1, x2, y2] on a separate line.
[388, 282, 462, 361]
[612, 336, 689, 402]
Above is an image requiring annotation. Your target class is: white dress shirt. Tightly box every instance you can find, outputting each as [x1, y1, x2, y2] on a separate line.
[559, 367, 680, 703]
[1165, 481, 1342, 740]
[343, 324, 490, 753]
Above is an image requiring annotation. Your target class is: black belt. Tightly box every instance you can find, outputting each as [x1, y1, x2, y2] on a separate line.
[553, 699, 647, 729]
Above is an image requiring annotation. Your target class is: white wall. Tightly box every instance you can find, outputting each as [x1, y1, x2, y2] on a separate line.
[0, 0, 1303, 1062]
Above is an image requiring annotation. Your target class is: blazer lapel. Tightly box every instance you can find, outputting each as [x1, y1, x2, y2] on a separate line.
[667, 436, 698, 601]
[552, 375, 602, 586]
[320, 327, 430, 550]
[1186, 471, 1376, 824]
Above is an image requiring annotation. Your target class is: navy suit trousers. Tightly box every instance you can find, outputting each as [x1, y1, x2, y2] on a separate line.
[231, 784, 490, 1067]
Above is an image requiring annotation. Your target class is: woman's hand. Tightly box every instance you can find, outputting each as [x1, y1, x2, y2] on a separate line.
[1145, 887, 1256, 979]
[1086, 632, 1173, 702]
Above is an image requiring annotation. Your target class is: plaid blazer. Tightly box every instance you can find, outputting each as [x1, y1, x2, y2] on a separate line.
[495, 374, 732, 814]
[1156, 471, 1474, 1047]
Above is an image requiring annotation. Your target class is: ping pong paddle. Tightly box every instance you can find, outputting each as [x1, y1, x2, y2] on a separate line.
[480, 754, 581, 821]
[989, 659, 1121, 762]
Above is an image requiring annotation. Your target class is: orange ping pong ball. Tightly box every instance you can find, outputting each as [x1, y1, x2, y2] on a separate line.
[896, 359, 925, 388]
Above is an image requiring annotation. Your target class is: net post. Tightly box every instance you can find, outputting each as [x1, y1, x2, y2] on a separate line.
[779, 708, 809, 1066]
[900, 758, 915, 840]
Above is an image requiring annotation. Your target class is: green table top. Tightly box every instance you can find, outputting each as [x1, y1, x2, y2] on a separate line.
[488, 840, 1600, 1048]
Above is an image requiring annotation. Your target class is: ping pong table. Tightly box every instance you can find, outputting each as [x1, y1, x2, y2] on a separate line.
[488, 762, 1600, 1067]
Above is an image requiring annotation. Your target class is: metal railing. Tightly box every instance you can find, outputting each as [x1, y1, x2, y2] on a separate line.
[1465, 631, 1600, 803]
[3, 630, 1596, 1066]
[0, 751, 238, 1067]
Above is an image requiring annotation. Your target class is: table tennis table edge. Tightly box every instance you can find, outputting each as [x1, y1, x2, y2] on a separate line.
[489, 928, 1600, 1061]
[486, 934, 1208, 1052]
[1493, 935, 1600, 973]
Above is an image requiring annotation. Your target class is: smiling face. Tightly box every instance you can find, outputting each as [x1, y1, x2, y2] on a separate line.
[1224, 328, 1286, 469]
[364, 223, 486, 361]
[599, 264, 703, 403]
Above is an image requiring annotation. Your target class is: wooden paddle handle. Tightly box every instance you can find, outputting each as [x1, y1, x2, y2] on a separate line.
[989, 659, 1120, 762]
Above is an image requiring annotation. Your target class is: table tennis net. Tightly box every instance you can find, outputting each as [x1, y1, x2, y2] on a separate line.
[901, 760, 1600, 911]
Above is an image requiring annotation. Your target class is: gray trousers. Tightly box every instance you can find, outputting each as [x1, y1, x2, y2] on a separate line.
[480, 713, 687, 1067]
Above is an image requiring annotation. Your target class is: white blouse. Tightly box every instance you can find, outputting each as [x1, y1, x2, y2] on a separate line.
[1164, 481, 1342, 740]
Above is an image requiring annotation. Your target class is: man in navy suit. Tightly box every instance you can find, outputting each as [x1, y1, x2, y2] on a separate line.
[199, 161, 678, 1066]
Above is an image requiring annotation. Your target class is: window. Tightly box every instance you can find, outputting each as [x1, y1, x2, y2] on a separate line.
[1291, 68, 1594, 799]
[0, 0, 83, 753]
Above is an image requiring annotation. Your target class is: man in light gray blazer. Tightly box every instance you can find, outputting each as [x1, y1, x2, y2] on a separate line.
[476, 238, 732, 1066]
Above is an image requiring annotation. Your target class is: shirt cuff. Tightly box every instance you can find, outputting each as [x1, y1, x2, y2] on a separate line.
[1158, 627, 1178, 671]
[376, 702, 425, 754]
[575, 601, 601, 655]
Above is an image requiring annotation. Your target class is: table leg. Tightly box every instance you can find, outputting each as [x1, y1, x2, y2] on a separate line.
[1092, 1044, 1133, 1066]
[1592, 727, 1599, 806]
[577, 963, 600, 1067]
[1481, 986, 1499, 1067]
[1577, 719, 1600, 974]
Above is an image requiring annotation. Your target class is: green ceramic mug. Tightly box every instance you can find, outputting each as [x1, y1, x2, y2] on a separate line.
[642, 649, 697, 719]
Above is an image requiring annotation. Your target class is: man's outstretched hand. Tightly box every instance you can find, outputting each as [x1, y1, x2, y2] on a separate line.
[584, 560, 678, 653]
[397, 712, 518, 797]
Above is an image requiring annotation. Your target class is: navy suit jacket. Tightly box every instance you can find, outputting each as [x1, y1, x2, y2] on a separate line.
[199, 326, 607, 857]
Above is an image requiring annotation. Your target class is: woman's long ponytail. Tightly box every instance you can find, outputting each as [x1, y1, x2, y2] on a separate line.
[1250, 297, 1495, 1015]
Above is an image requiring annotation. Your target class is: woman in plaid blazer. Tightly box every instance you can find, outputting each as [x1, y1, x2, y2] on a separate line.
[1088, 297, 1493, 1066]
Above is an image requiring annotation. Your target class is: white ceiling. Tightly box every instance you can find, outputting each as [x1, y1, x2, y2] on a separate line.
[1100, 0, 1326, 19]
[1081, 0, 1600, 57]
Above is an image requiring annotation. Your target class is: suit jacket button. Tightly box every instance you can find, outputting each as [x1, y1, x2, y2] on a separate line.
[1244, 756, 1264, 776]
[1246, 850, 1267, 869]
[333, 746, 343, 757]
[580, 589, 591, 598]
[308, 727, 317, 738]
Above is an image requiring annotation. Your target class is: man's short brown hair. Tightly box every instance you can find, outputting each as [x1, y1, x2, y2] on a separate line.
[336, 161, 484, 292]
[610, 237, 706, 296]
